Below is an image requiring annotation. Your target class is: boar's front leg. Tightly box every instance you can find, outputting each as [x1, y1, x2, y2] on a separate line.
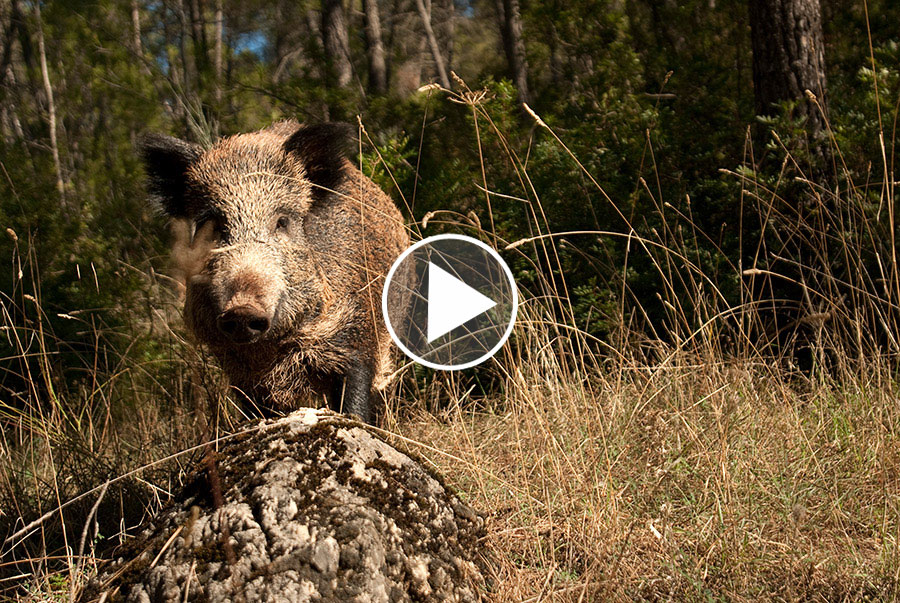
[330, 360, 375, 424]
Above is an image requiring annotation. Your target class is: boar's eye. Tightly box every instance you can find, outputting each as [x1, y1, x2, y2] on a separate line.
[194, 211, 226, 241]
[275, 215, 290, 233]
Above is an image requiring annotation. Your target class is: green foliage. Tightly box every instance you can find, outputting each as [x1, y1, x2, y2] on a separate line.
[0, 0, 896, 391]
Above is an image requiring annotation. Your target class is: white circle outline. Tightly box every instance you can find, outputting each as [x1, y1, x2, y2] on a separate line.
[381, 234, 519, 371]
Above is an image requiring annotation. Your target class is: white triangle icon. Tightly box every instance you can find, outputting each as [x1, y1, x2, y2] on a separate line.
[427, 262, 497, 343]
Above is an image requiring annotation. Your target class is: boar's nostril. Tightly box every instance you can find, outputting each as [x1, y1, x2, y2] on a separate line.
[248, 317, 269, 332]
[217, 306, 271, 343]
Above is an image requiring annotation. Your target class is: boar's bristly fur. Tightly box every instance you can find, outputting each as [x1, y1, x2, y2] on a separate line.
[139, 121, 409, 424]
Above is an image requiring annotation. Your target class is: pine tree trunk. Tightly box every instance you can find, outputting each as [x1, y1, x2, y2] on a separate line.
[496, 0, 529, 105]
[189, 0, 209, 73]
[130, 0, 142, 55]
[176, 0, 196, 97]
[0, 0, 16, 90]
[362, 0, 388, 94]
[748, 0, 827, 138]
[321, 0, 353, 88]
[414, 0, 451, 89]
[547, 23, 561, 88]
[436, 0, 454, 74]
[34, 1, 65, 203]
[385, 0, 402, 85]
[214, 0, 223, 103]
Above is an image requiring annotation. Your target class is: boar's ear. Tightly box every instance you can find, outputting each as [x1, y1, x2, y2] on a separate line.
[283, 122, 355, 197]
[138, 133, 202, 218]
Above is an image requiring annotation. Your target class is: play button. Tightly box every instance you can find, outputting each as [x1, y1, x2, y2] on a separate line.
[427, 262, 497, 342]
[382, 234, 518, 370]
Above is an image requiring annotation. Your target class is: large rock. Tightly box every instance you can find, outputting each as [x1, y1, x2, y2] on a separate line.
[87, 409, 486, 602]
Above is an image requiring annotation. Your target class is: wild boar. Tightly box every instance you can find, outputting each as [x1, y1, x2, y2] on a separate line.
[139, 121, 409, 424]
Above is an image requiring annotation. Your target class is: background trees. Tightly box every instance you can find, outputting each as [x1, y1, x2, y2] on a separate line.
[0, 0, 898, 392]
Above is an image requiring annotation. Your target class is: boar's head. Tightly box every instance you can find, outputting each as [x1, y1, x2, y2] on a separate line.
[139, 122, 354, 347]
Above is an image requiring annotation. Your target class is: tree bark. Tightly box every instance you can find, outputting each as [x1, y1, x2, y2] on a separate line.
[385, 0, 402, 85]
[321, 0, 353, 88]
[362, 0, 387, 94]
[496, 0, 529, 105]
[188, 0, 209, 73]
[547, 22, 562, 88]
[748, 0, 827, 138]
[130, 0, 142, 55]
[0, 0, 17, 89]
[214, 0, 223, 103]
[34, 1, 65, 203]
[436, 0, 454, 74]
[175, 0, 196, 97]
[414, 0, 450, 89]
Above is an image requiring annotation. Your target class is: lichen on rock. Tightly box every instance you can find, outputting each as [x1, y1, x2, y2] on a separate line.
[85, 409, 487, 602]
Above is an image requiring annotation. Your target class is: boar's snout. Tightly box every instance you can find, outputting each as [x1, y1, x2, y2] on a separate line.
[217, 305, 271, 344]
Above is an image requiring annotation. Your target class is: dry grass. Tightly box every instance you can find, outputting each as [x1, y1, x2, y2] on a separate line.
[391, 346, 900, 600]
[4, 81, 900, 601]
